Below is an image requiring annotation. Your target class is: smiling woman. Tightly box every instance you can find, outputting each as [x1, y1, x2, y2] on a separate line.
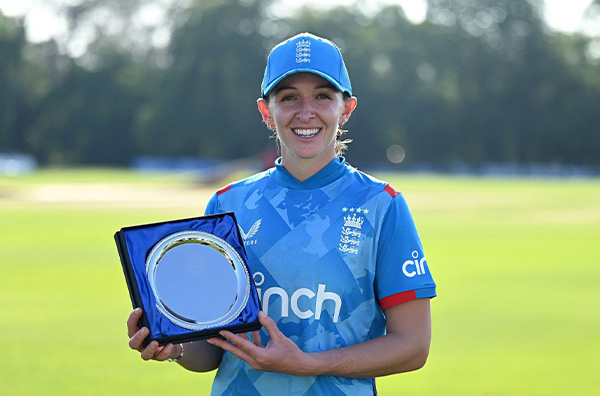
[256, 33, 357, 180]
[257, 73, 357, 181]
[126, 31, 437, 396]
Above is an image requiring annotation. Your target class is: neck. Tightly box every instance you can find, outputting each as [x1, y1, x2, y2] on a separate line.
[280, 152, 336, 182]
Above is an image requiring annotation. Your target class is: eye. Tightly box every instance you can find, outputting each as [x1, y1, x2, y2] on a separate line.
[316, 93, 332, 100]
[280, 94, 296, 102]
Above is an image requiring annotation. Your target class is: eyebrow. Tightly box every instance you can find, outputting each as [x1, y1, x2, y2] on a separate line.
[272, 85, 294, 95]
[317, 83, 336, 90]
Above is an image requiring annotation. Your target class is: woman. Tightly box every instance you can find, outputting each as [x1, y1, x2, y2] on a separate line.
[127, 32, 436, 395]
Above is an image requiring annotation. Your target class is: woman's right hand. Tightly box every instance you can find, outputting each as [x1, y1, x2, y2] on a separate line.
[127, 307, 180, 361]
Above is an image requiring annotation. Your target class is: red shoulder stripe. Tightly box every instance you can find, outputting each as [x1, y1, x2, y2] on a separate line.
[384, 184, 400, 197]
[379, 290, 417, 310]
[216, 184, 231, 196]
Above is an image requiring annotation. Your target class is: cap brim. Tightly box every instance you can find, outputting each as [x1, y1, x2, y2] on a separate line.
[262, 68, 350, 97]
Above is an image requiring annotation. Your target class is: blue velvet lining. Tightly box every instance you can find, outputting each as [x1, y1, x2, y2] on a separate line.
[122, 214, 261, 339]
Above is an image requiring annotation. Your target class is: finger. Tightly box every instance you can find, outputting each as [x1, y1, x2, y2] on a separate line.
[239, 333, 250, 341]
[128, 327, 149, 352]
[127, 308, 143, 337]
[207, 336, 229, 350]
[219, 330, 243, 345]
[211, 331, 260, 356]
[154, 343, 175, 361]
[221, 330, 269, 359]
[140, 340, 160, 361]
[258, 311, 282, 342]
[252, 330, 262, 347]
[208, 336, 255, 365]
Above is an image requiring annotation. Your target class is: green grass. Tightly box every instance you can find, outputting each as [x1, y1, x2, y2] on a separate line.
[1, 170, 598, 395]
[0, 167, 198, 184]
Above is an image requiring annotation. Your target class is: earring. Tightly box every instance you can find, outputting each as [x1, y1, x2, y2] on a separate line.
[263, 119, 276, 131]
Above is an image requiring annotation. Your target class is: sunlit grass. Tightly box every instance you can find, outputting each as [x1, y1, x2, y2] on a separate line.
[1, 170, 598, 395]
[375, 174, 600, 395]
[0, 167, 197, 184]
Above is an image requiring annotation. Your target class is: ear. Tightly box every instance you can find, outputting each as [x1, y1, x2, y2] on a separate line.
[340, 96, 358, 126]
[257, 98, 274, 129]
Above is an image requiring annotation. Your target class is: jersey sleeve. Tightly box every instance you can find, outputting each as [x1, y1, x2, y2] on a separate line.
[375, 193, 436, 310]
[204, 192, 220, 216]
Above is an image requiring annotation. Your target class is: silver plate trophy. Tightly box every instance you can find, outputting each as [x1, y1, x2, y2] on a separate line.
[115, 213, 262, 346]
[145, 231, 251, 330]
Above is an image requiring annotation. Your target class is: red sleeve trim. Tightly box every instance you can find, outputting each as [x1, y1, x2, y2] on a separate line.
[379, 290, 417, 310]
[384, 184, 400, 197]
[216, 184, 231, 196]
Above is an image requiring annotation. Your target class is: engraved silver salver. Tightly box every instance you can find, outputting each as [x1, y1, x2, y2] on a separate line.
[145, 231, 251, 331]
[114, 213, 261, 346]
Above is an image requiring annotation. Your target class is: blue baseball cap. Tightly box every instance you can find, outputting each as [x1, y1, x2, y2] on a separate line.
[261, 32, 352, 97]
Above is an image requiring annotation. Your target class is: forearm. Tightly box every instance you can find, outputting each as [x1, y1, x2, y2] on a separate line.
[301, 300, 432, 378]
[303, 331, 430, 378]
[174, 340, 224, 372]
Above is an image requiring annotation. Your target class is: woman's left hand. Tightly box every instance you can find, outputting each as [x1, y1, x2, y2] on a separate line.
[207, 311, 314, 376]
[208, 299, 431, 378]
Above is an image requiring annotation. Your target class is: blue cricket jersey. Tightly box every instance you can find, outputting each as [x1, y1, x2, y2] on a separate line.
[204, 157, 436, 396]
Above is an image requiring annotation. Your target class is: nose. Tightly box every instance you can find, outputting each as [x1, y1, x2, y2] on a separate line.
[296, 99, 315, 122]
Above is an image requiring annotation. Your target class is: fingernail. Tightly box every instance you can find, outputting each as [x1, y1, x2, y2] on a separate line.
[207, 339, 214, 345]
[259, 311, 266, 318]
[135, 307, 141, 313]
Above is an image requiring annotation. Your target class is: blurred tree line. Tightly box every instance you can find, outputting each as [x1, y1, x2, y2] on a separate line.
[0, 0, 599, 167]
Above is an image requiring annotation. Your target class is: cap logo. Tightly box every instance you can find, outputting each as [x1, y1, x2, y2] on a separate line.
[295, 39, 311, 63]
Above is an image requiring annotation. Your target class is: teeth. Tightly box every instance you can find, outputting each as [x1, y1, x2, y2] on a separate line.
[293, 128, 320, 137]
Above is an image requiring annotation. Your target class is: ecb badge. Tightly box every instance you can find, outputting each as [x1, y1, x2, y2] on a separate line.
[338, 207, 366, 255]
[296, 39, 311, 63]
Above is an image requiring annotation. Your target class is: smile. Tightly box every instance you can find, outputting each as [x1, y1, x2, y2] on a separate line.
[293, 128, 320, 137]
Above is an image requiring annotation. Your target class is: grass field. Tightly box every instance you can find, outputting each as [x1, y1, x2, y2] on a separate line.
[1, 169, 598, 395]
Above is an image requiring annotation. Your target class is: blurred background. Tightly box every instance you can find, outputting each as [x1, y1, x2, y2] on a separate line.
[1, 1, 599, 395]
[1, 0, 599, 176]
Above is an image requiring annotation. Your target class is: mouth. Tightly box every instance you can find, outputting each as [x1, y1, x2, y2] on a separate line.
[292, 128, 320, 138]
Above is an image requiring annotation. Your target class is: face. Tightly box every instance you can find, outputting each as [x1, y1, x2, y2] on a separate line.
[257, 73, 357, 173]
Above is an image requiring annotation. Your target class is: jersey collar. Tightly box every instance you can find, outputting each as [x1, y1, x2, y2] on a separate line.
[270, 157, 348, 190]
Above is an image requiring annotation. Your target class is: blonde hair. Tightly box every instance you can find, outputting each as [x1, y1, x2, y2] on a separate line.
[335, 127, 352, 156]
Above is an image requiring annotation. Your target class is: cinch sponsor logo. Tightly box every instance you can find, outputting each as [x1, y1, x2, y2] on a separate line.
[402, 251, 427, 278]
[253, 272, 342, 323]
